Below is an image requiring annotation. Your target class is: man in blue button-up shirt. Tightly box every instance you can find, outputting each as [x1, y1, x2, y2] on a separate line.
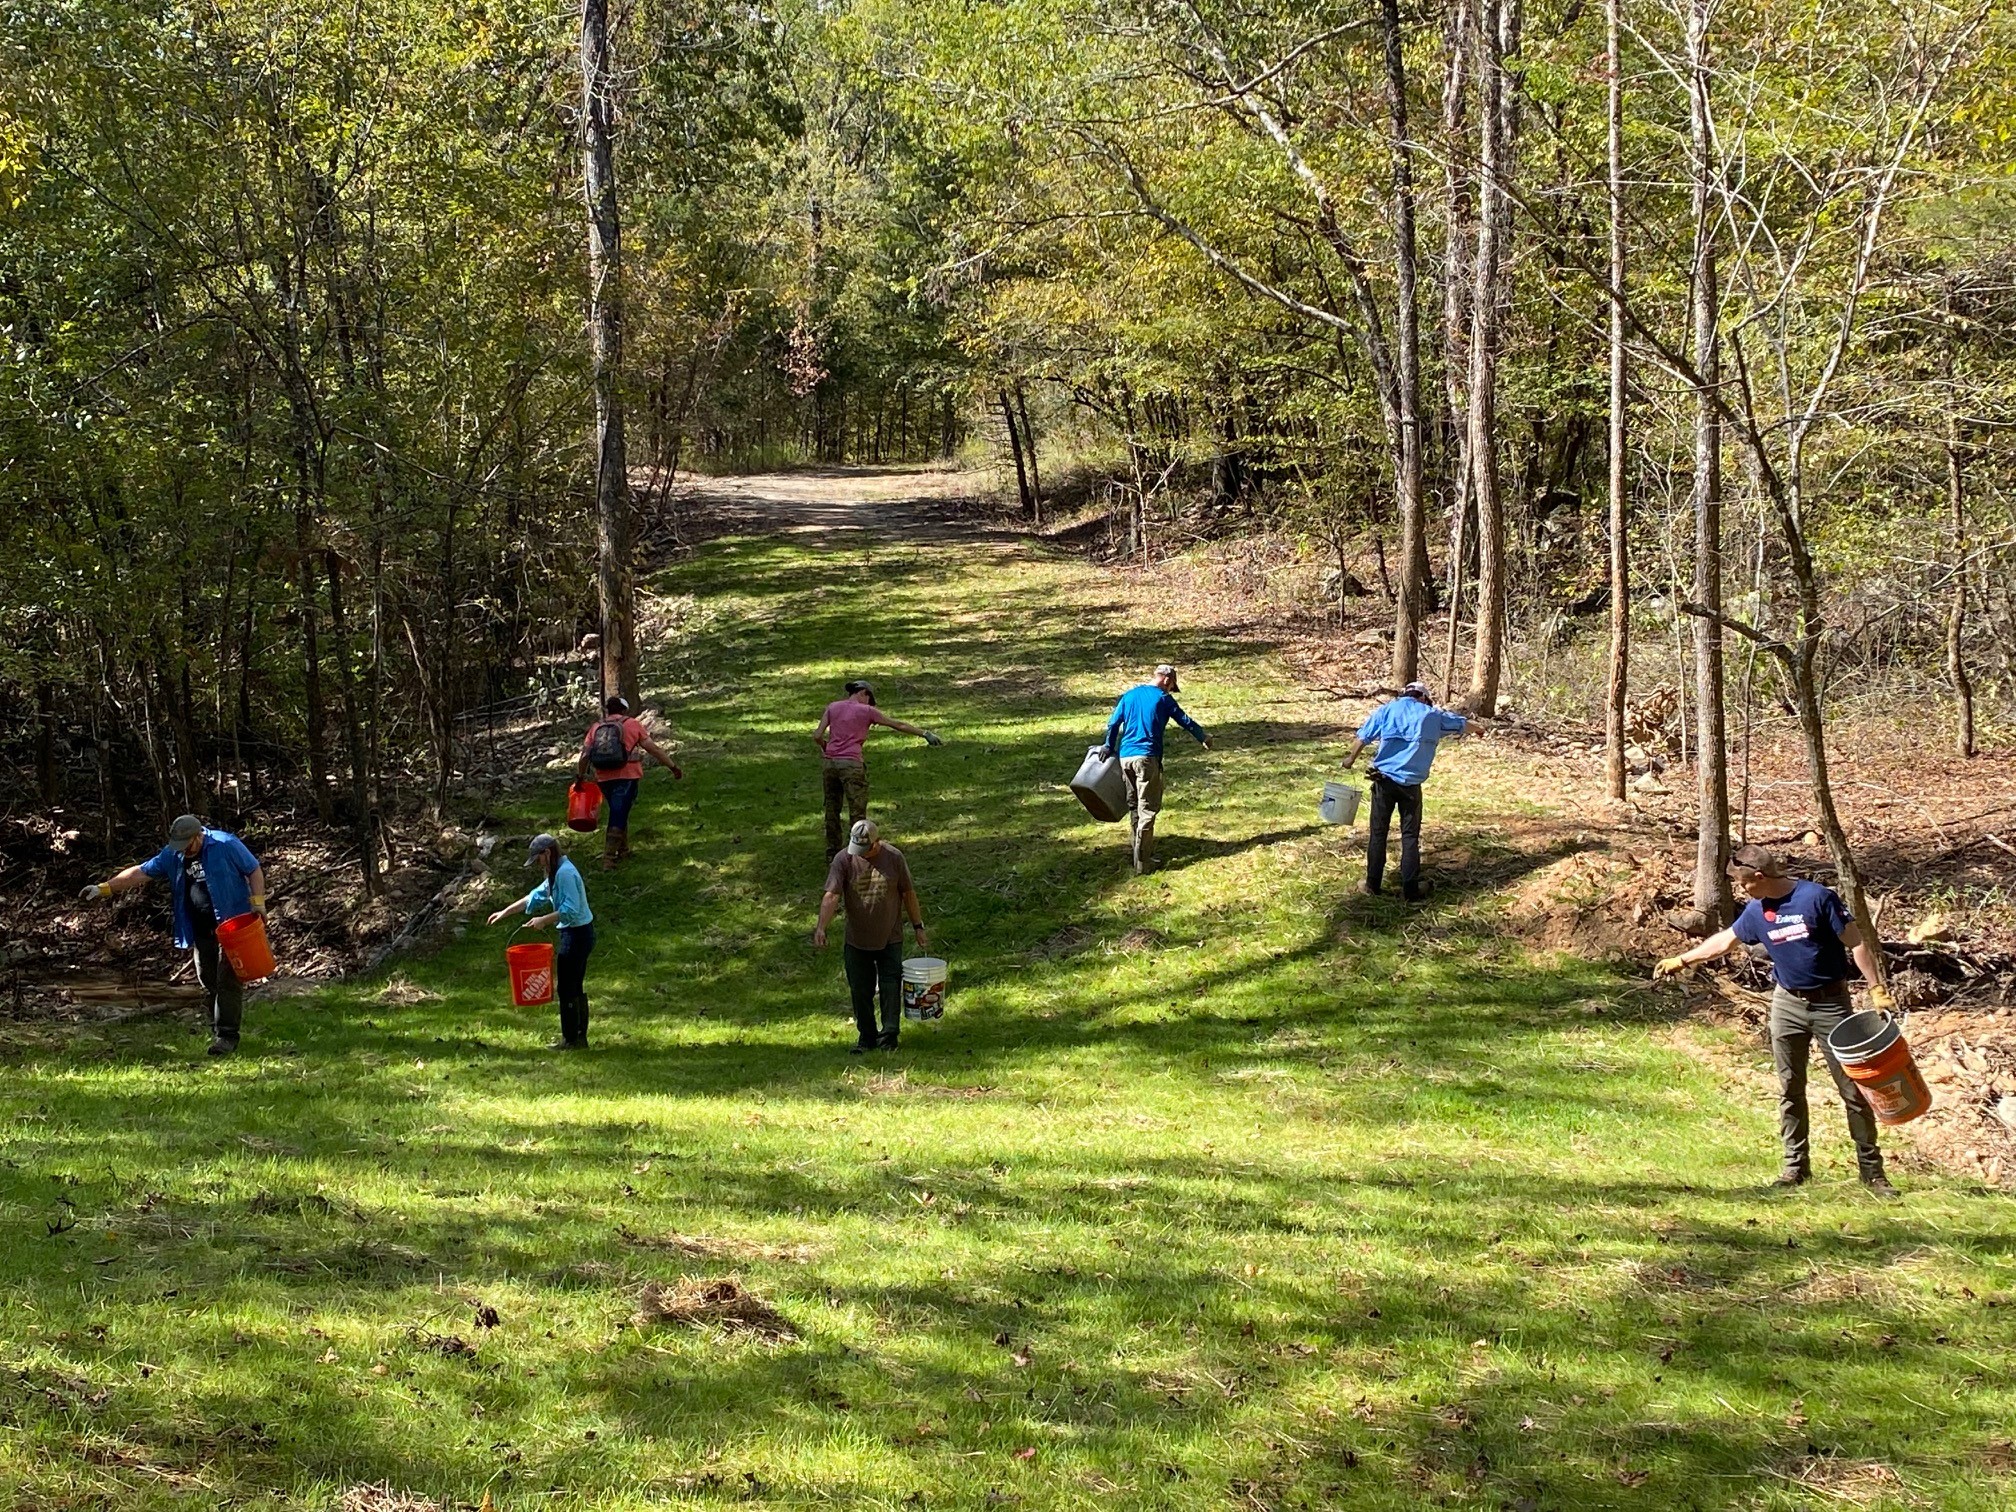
[1101, 663, 1211, 874]
[1343, 682, 1467, 902]
[82, 814, 266, 1056]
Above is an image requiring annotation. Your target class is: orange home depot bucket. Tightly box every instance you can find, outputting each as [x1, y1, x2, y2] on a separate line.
[506, 941, 556, 1006]
[1827, 1010, 1933, 1126]
[566, 780, 603, 832]
[215, 912, 277, 983]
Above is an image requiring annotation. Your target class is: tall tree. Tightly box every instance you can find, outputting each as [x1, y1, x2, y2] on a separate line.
[582, 0, 640, 706]
[1465, 0, 1519, 716]
[1380, 0, 1430, 686]
[1602, 0, 1629, 801]
[1684, 0, 1731, 930]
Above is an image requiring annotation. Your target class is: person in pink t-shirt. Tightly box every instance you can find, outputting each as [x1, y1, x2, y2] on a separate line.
[814, 679, 941, 858]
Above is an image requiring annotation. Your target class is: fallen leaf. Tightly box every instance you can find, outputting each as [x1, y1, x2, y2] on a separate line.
[1013, 1447, 1036, 1461]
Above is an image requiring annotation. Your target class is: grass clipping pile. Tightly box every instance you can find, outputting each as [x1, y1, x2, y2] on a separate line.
[1508, 846, 2016, 1189]
[634, 1277, 797, 1343]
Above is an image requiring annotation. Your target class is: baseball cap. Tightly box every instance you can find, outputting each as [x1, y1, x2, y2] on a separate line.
[168, 814, 204, 845]
[1401, 681, 1433, 700]
[844, 679, 878, 705]
[1154, 663, 1181, 691]
[525, 833, 561, 867]
[1725, 843, 1788, 878]
[846, 819, 880, 856]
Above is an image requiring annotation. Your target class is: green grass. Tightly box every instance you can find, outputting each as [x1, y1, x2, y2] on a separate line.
[3, 521, 2013, 1511]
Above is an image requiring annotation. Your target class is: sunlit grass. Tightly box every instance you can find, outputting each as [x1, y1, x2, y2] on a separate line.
[1, 525, 2011, 1509]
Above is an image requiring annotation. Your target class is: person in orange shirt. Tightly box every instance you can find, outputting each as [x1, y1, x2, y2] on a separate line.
[579, 696, 683, 869]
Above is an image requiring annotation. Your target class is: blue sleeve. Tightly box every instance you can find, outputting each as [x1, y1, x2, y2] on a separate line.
[1818, 887, 1852, 935]
[1104, 700, 1124, 753]
[1166, 696, 1206, 743]
[1730, 902, 1764, 945]
[1356, 706, 1390, 744]
[139, 845, 179, 882]
[526, 881, 554, 914]
[1440, 711, 1469, 735]
[219, 834, 260, 876]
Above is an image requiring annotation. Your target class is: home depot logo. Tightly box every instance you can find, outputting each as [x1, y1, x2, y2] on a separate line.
[520, 967, 553, 1000]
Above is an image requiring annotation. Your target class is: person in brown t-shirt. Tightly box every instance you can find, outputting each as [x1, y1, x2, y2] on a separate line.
[815, 819, 929, 1053]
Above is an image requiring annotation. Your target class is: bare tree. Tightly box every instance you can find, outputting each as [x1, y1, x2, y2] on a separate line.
[1379, 0, 1430, 685]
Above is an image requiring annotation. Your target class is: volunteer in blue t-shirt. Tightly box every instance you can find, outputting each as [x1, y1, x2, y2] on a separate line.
[489, 834, 597, 1049]
[1342, 681, 1468, 902]
[1100, 663, 1211, 875]
[1655, 844, 1898, 1195]
[79, 814, 267, 1057]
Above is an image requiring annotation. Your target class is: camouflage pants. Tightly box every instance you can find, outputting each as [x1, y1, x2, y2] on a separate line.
[823, 759, 869, 858]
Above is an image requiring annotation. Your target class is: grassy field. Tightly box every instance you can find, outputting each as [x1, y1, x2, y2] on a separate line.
[3, 504, 2013, 1510]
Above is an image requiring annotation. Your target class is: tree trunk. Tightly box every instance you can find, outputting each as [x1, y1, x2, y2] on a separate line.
[1685, 0, 1731, 929]
[294, 472, 333, 824]
[1439, 0, 1474, 637]
[1946, 409, 1976, 759]
[1381, 0, 1430, 686]
[1000, 388, 1034, 517]
[36, 681, 59, 806]
[1014, 382, 1043, 526]
[582, 0, 639, 707]
[1603, 0, 1630, 801]
[1464, 0, 1517, 715]
[324, 547, 379, 896]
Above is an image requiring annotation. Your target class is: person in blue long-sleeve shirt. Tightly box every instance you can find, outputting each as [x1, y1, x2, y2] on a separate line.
[1101, 663, 1211, 874]
[1343, 681, 1468, 901]
[489, 834, 596, 1049]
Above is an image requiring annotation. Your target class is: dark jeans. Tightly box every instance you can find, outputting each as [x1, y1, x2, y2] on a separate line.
[1366, 772, 1424, 896]
[557, 923, 596, 1045]
[600, 778, 639, 832]
[843, 939, 903, 1047]
[191, 922, 244, 1045]
[1770, 985, 1883, 1174]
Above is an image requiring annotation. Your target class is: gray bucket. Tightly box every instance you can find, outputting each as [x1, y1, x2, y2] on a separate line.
[1070, 745, 1126, 823]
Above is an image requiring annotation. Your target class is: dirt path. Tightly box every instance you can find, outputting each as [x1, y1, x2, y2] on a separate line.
[671, 465, 1015, 542]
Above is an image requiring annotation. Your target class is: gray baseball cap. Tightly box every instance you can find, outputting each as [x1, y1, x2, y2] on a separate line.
[1154, 663, 1181, 691]
[168, 814, 204, 845]
[846, 819, 880, 856]
[525, 833, 561, 867]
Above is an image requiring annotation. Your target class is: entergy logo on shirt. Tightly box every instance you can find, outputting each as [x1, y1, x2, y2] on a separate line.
[1765, 913, 1811, 944]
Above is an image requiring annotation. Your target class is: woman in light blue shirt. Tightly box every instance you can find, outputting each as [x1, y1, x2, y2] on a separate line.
[488, 833, 596, 1049]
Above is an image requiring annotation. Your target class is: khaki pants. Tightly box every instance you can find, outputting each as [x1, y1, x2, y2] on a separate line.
[823, 759, 869, 858]
[1120, 755, 1164, 869]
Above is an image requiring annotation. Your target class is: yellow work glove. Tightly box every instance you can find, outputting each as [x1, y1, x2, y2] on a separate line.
[1867, 984, 1896, 1013]
[1652, 956, 1689, 979]
[250, 894, 267, 918]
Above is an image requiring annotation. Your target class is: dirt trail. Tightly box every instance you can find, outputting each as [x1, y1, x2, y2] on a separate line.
[671, 466, 1013, 542]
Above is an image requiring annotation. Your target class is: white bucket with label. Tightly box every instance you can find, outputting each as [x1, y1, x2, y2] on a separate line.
[1319, 781, 1362, 825]
[902, 956, 948, 1021]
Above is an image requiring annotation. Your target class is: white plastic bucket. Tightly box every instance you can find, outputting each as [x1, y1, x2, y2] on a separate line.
[1070, 745, 1127, 823]
[902, 957, 948, 1021]
[1319, 781, 1362, 825]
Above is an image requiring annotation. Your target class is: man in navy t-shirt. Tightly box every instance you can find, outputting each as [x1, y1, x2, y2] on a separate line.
[1655, 844, 1898, 1195]
[1342, 681, 1468, 901]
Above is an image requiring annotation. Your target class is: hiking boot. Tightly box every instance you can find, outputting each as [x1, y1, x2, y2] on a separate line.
[1404, 879, 1436, 904]
[877, 1031, 900, 1051]
[206, 1037, 237, 1057]
[1361, 881, 1383, 897]
[1862, 1171, 1900, 1199]
[1772, 1165, 1811, 1189]
[849, 1041, 874, 1056]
